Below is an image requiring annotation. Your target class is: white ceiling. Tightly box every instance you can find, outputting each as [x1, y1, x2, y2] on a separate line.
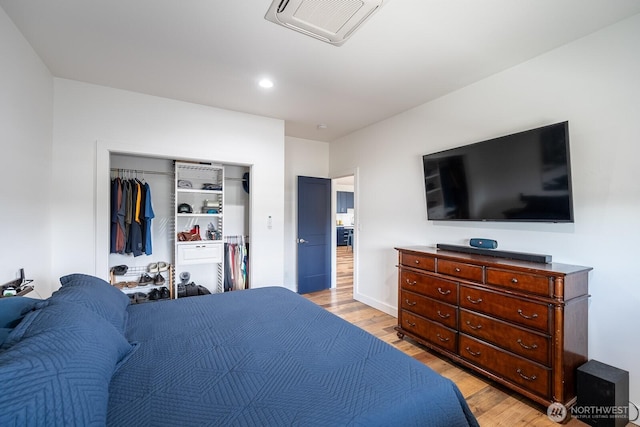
[3, 0, 640, 142]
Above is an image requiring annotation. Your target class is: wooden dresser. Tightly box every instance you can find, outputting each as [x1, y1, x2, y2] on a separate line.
[395, 246, 591, 407]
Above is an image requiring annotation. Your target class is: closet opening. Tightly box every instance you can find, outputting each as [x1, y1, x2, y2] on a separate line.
[108, 152, 250, 300]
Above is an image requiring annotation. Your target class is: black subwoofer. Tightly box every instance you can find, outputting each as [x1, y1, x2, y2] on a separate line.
[576, 360, 629, 427]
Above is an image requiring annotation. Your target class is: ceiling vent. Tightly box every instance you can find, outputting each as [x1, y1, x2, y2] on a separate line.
[265, 0, 385, 46]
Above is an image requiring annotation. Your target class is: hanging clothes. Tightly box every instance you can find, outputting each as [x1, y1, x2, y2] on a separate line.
[137, 179, 146, 254]
[110, 178, 119, 253]
[109, 177, 127, 254]
[223, 236, 249, 291]
[242, 241, 249, 288]
[236, 240, 246, 290]
[143, 182, 155, 256]
[129, 179, 144, 257]
[124, 179, 133, 254]
[110, 171, 155, 257]
[224, 243, 233, 292]
[116, 179, 126, 253]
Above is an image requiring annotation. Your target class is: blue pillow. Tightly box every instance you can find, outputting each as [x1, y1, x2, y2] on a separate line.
[0, 301, 134, 426]
[52, 273, 130, 333]
[0, 296, 39, 328]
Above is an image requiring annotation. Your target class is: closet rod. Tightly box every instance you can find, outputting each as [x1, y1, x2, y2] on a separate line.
[110, 168, 173, 176]
[224, 177, 247, 182]
[224, 235, 249, 242]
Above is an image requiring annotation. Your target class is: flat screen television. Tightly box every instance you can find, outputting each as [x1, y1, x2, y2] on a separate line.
[422, 121, 573, 222]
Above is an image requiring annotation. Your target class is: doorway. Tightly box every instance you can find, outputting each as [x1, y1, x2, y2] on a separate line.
[334, 175, 355, 294]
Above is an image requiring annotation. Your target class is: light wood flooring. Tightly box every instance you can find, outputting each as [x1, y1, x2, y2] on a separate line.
[304, 247, 636, 426]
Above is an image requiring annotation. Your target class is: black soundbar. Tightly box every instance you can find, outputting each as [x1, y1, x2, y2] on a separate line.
[436, 243, 552, 264]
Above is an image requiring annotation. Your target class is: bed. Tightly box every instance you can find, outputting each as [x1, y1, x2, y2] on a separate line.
[0, 274, 478, 426]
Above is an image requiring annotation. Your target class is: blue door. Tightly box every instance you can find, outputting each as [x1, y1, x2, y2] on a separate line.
[297, 176, 331, 294]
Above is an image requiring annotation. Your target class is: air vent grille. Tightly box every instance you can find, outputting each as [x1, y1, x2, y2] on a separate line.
[265, 0, 385, 46]
[293, 0, 363, 33]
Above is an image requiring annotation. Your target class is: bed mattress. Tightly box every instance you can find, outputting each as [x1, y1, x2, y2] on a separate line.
[107, 287, 478, 426]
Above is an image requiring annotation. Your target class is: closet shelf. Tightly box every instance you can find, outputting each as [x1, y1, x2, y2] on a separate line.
[176, 213, 222, 218]
[176, 188, 222, 195]
[176, 240, 222, 246]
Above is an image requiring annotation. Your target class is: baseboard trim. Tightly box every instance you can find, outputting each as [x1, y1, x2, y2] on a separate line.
[354, 291, 397, 317]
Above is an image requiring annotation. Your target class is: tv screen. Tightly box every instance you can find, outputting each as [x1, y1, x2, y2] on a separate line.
[422, 121, 573, 222]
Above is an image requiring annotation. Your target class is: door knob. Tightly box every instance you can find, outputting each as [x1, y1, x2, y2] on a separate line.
[297, 238, 307, 243]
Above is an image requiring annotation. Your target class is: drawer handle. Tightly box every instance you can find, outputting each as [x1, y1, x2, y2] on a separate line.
[405, 279, 417, 286]
[517, 309, 539, 320]
[511, 278, 519, 284]
[466, 296, 483, 304]
[436, 333, 450, 342]
[437, 287, 451, 295]
[454, 267, 461, 272]
[406, 320, 416, 327]
[465, 347, 481, 357]
[516, 339, 538, 350]
[415, 260, 420, 265]
[465, 320, 482, 330]
[405, 299, 417, 306]
[516, 368, 537, 382]
[437, 310, 450, 319]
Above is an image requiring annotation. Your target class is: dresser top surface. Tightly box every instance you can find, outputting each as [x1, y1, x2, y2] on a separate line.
[395, 246, 592, 276]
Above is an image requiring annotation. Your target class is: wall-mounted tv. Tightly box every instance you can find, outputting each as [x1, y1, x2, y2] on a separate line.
[422, 121, 573, 222]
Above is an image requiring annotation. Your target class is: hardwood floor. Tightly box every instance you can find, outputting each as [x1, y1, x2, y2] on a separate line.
[305, 247, 636, 426]
[336, 245, 353, 289]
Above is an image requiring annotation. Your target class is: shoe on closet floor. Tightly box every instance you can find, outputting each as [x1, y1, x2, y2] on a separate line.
[148, 289, 160, 301]
[111, 265, 128, 275]
[160, 287, 170, 299]
[135, 292, 149, 303]
[139, 273, 154, 285]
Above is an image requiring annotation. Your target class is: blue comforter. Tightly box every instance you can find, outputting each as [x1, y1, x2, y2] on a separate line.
[108, 287, 478, 426]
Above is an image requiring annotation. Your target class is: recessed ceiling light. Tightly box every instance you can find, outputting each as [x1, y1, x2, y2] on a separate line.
[258, 78, 274, 89]
[317, 123, 328, 130]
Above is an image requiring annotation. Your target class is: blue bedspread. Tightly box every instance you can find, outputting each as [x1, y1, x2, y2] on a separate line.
[108, 287, 478, 426]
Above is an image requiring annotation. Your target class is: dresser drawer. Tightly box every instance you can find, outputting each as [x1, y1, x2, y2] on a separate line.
[460, 334, 550, 399]
[486, 268, 552, 297]
[460, 309, 550, 366]
[460, 285, 550, 333]
[400, 270, 458, 305]
[400, 252, 435, 271]
[402, 290, 457, 329]
[401, 310, 457, 353]
[177, 241, 223, 264]
[437, 259, 483, 282]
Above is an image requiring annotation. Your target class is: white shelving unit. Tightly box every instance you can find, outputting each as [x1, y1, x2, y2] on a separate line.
[174, 162, 224, 294]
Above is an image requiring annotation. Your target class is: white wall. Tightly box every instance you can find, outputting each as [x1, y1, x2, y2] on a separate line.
[284, 136, 330, 290]
[52, 79, 285, 294]
[0, 8, 53, 292]
[330, 14, 640, 406]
